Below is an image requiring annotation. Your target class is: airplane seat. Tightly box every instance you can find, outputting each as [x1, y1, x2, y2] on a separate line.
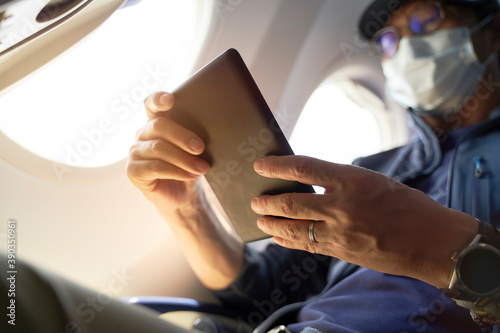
[121, 258, 359, 332]
[121, 296, 254, 332]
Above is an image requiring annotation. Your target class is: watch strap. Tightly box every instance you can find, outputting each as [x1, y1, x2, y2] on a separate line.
[479, 221, 500, 246]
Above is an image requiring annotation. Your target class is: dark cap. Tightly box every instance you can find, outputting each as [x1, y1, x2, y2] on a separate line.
[358, 0, 500, 40]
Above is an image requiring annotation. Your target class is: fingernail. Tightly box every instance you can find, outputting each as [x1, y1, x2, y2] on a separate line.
[251, 198, 260, 212]
[195, 160, 209, 173]
[254, 159, 264, 174]
[159, 93, 173, 107]
[189, 138, 204, 152]
[257, 218, 265, 229]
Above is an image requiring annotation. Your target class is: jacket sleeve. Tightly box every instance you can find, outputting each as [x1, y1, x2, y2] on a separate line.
[212, 242, 332, 315]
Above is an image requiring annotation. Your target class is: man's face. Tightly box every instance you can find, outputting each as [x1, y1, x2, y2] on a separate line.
[385, 0, 498, 64]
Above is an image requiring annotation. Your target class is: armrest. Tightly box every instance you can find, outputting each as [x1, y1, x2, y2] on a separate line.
[121, 296, 242, 319]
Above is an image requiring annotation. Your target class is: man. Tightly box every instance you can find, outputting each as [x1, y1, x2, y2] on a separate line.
[1, 0, 497, 332]
[127, 0, 500, 332]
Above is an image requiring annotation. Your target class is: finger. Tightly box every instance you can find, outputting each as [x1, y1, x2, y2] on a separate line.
[137, 116, 205, 155]
[251, 192, 326, 221]
[127, 159, 199, 186]
[272, 237, 322, 255]
[130, 140, 210, 176]
[274, 236, 356, 265]
[144, 91, 175, 120]
[254, 155, 340, 186]
[258, 217, 328, 244]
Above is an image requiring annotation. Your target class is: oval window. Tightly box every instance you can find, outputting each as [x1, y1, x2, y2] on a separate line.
[0, 0, 213, 168]
[290, 80, 386, 166]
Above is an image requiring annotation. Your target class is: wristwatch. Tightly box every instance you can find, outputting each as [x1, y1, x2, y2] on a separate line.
[444, 220, 500, 326]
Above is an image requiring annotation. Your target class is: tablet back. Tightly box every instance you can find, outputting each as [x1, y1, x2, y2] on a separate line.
[169, 48, 314, 242]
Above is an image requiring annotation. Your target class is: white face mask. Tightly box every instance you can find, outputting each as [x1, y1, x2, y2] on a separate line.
[382, 22, 497, 117]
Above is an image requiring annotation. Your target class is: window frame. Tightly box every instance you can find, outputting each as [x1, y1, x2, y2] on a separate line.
[0, 0, 215, 184]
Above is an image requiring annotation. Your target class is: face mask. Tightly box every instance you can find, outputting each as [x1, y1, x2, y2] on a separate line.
[382, 22, 496, 117]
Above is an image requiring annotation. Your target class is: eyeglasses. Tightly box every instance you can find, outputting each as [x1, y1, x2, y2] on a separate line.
[370, 2, 446, 59]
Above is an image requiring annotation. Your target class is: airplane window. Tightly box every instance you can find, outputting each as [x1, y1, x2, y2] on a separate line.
[0, 0, 213, 168]
[290, 79, 386, 167]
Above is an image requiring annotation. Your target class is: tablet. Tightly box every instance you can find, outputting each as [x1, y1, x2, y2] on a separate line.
[169, 48, 314, 242]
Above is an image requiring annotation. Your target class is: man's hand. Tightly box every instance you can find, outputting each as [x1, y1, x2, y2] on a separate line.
[127, 91, 210, 216]
[251, 155, 478, 288]
[126, 91, 244, 290]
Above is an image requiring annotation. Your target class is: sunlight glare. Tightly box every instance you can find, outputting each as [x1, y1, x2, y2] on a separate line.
[290, 83, 383, 166]
[0, 0, 208, 168]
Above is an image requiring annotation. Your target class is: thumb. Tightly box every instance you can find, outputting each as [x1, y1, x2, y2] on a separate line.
[144, 91, 175, 120]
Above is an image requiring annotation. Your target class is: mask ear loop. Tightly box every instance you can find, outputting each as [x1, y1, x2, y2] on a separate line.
[482, 52, 498, 67]
[470, 13, 494, 34]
